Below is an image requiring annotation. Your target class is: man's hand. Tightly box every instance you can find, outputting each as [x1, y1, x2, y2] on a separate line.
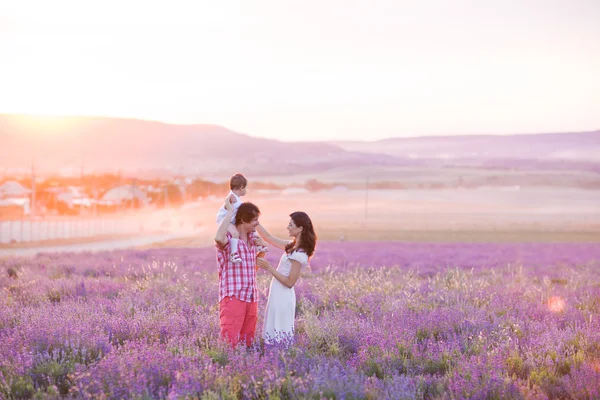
[228, 194, 237, 204]
[224, 199, 233, 212]
[253, 235, 267, 247]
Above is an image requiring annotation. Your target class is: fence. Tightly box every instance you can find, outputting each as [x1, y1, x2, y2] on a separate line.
[0, 218, 144, 244]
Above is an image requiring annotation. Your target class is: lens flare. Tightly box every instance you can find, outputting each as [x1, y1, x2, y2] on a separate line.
[547, 296, 566, 313]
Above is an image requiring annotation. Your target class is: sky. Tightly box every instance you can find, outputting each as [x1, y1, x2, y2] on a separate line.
[0, 0, 599, 142]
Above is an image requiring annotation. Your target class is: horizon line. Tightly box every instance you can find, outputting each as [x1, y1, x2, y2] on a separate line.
[1, 111, 598, 143]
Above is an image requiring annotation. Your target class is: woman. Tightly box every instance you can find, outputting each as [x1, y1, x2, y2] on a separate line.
[256, 211, 317, 345]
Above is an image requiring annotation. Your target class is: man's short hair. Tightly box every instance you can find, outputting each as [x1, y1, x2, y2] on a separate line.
[230, 173, 248, 190]
[235, 202, 260, 226]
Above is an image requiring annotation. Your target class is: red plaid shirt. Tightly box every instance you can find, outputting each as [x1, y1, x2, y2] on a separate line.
[215, 232, 258, 303]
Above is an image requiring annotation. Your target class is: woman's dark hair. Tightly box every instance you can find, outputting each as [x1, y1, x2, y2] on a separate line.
[235, 202, 260, 226]
[285, 211, 317, 258]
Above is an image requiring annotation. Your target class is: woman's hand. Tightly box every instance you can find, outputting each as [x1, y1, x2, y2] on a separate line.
[256, 257, 273, 273]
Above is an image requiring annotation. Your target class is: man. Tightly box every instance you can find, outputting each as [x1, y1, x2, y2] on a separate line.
[214, 200, 261, 347]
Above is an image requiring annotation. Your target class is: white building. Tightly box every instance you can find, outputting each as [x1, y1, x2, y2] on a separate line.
[0, 181, 31, 215]
[100, 184, 149, 206]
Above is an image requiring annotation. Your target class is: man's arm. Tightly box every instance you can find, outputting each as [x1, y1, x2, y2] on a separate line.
[215, 203, 234, 247]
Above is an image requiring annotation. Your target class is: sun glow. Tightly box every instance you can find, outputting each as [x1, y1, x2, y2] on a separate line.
[547, 296, 566, 313]
[1, 1, 599, 141]
[3, 114, 86, 135]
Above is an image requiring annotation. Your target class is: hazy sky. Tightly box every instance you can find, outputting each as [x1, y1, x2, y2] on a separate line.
[1, 0, 599, 141]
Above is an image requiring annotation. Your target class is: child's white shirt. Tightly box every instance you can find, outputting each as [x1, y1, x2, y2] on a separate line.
[216, 191, 242, 224]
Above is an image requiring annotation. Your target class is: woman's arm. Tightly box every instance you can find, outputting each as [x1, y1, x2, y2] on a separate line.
[256, 224, 290, 250]
[257, 258, 301, 289]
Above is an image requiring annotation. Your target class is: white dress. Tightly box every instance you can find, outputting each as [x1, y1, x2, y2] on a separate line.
[262, 250, 309, 344]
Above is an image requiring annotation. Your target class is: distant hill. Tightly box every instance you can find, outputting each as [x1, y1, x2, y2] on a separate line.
[0, 114, 379, 175]
[333, 131, 600, 161]
[1, 114, 598, 176]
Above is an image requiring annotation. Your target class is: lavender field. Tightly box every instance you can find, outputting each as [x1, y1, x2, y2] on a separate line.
[1, 242, 600, 399]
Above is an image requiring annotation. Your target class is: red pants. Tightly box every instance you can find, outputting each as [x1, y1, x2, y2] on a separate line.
[219, 296, 258, 347]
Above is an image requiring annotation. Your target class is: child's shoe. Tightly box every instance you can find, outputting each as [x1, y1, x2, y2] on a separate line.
[229, 252, 242, 263]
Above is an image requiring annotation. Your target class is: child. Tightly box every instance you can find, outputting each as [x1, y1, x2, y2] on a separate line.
[216, 173, 267, 263]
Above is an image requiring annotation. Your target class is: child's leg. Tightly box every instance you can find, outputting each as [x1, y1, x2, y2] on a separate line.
[252, 231, 268, 257]
[227, 224, 241, 262]
[227, 223, 239, 238]
[227, 224, 239, 248]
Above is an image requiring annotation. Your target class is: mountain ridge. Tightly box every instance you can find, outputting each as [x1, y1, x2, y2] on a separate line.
[1, 114, 598, 176]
